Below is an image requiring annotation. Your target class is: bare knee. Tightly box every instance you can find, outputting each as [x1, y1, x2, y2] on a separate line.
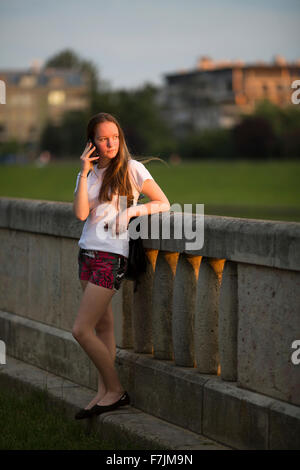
[71, 324, 81, 341]
[72, 324, 89, 343]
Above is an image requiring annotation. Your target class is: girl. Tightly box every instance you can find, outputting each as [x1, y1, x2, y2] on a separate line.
[72, 112, 170, 419]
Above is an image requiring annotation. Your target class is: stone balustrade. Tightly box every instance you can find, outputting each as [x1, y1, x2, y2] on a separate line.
[0, 197, 299, 449]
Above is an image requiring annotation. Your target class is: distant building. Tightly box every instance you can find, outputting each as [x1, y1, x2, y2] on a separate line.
[158, 55, 300, 136]
[0, 63, 90, 146]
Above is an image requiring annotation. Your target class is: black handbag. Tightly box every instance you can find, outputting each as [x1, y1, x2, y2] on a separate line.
[124, 215, 148, 292]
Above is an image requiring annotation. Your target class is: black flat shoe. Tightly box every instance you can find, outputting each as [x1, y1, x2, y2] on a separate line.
[90, 391, 130, 416]
[74, 407, 94, 420]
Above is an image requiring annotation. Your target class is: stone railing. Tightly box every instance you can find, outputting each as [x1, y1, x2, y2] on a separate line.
[130, 210, 300, 407]
[0, 197, 299, 449]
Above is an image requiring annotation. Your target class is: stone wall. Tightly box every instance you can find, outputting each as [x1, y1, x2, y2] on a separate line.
[0, 197, 299, 449]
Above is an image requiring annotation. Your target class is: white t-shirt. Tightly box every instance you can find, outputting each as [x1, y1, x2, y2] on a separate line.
[73, 158, 154, 257]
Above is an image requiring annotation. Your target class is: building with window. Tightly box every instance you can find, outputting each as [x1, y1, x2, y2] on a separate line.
[0, 63, 90, 146]
[158, 55, 300, 136]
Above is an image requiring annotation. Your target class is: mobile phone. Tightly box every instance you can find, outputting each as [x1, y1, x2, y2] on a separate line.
[88, 138, 99, 163]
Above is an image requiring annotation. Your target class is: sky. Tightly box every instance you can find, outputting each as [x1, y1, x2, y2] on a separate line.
[0, 0, 300, 91]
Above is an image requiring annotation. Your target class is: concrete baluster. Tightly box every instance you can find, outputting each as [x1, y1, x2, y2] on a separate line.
[172, 253, 202, 367]
[132, 249, 158, 353]
[113, 279, 134, 349]
[218, 260, 238, 381]
[195, 257, 225, 374]
[152, 250, 179, 360]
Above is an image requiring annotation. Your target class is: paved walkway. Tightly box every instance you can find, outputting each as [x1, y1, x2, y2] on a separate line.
[0, 355, 231, 451]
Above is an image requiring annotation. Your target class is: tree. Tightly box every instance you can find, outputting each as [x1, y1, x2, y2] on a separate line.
[113, 84, 176, 158]
[232, 116, 277, 159]
[178, 128, 234, 159]
[40, 110, 89, 158]
[89, 83, 177, 158]
[41, 51, 177, 159]
[253, 99, 300, 135]
[251, 100, 300, 158]
[45, 48, 100, 93]
[40, 49, 105, 157]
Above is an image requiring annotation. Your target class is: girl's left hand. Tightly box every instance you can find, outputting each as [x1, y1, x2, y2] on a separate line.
[105, 210, 131, 237]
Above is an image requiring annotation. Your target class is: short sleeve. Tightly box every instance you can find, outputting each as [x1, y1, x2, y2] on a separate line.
[74, 173, 81, 194]
[128, 159, 154, 193]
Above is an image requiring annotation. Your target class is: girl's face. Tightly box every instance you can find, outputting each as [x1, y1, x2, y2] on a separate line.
[94, 121, 120, 162]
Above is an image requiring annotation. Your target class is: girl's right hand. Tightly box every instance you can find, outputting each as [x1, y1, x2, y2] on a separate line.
[80, 141, 99, 175]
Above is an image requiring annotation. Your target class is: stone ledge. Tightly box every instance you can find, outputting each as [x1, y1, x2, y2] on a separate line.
[0, 355, 229, 451]
[1, 309, 299, 449]
[0, 309, 95, 390]
[1, 197, 300, 270]
[202, 378, 300, 450]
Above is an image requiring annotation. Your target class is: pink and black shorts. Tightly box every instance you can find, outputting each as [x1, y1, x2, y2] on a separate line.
[78, 248, 128, 291]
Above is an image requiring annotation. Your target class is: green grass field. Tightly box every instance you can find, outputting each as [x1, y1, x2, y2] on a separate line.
[0, 159, 299, 222]
[0, 385, 145, 450]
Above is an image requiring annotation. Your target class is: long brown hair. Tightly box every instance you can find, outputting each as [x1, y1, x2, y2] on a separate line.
[86, 112, 165, 208]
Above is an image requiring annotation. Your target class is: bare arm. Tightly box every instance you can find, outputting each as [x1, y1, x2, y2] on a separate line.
[73, 175, 90, 221]
[73, 141, 99, 221]
[127, 179, 170, 219]
[108, 178, 170, 236]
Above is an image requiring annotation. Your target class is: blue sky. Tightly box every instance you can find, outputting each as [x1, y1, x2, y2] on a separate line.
[0, 0, 299, 90]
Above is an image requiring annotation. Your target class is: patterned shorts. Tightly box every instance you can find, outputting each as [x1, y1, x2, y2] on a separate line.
[78, 248, 128, 292]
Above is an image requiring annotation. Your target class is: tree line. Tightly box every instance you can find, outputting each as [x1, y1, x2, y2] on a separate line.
[2, 49, 300, 161]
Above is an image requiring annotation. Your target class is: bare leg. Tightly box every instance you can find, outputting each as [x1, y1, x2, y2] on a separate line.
[73, 281, 124, 407]
[80, 281, 118, 409]
[79, 281, 113, 408]
[95, 301, 116, 391]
